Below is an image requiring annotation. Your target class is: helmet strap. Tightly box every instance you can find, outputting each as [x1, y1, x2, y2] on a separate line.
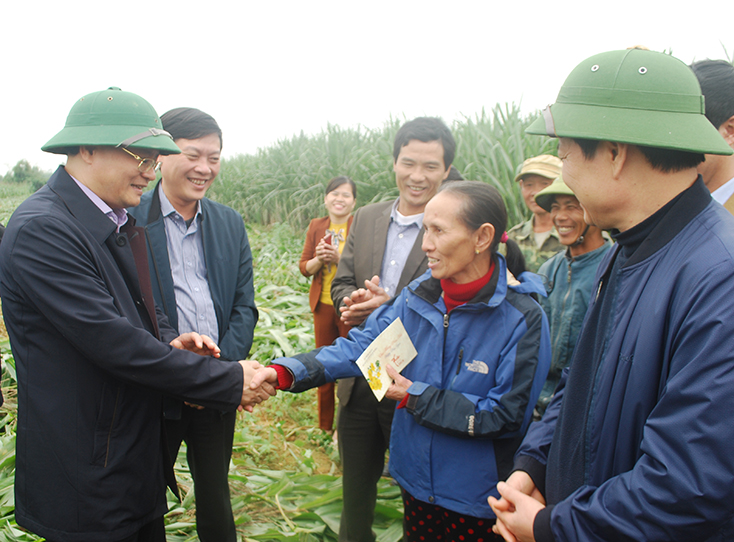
[571, 225, 590, 247]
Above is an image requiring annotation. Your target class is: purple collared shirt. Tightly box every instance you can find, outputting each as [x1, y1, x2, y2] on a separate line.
[71, 175, 128, 231]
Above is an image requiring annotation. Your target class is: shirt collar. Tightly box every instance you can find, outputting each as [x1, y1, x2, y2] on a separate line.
[70, 174, 128, 231]
[710, 176, 734, 205]
[390, 198, 424, 227]
[158, 183, 202, 220]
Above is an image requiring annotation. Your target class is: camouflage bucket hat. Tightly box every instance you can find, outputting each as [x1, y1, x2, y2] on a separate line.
[42, 87, 181, 155]
[534, 175, 576, 213]
[527, 49, 733, 155]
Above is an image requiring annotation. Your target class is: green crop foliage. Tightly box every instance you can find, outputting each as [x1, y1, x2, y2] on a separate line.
[0, 224, 402, 542]
[211, 104, 556, 229]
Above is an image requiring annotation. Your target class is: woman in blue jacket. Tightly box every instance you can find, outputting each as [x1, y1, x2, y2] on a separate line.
[255, 181, 550, 541]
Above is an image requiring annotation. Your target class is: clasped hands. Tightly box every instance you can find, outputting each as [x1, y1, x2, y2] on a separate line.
[169, 332, 276, 412]
[488, 470, 546, 542]
[314, 235, 340, 265]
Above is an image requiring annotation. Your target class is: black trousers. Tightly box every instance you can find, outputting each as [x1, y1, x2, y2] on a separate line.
[166, 406, 238, 542]
[336, 377, 396, 542]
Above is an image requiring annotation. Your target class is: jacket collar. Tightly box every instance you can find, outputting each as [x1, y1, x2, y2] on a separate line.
[564, 241, 612, 265]
[615, 175, 711, 268]
[512, 218, 560, 242]
[412, 253, 545, 308]
[47, 166, 118, 245]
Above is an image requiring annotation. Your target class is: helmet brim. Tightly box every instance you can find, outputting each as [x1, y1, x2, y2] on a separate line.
[42, 124, 181, 155]
[535, 177, 575, 213]
[527, 102, 733, 156]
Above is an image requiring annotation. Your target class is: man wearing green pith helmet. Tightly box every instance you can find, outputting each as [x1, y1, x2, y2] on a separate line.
[0, 87, 275, 541]
[487, 48, 734, 542]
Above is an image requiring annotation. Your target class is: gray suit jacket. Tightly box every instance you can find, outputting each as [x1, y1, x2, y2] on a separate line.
[331, 199, 428, 405]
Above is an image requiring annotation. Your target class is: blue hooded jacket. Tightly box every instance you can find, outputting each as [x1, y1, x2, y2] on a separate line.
[276, 255, 550, 518]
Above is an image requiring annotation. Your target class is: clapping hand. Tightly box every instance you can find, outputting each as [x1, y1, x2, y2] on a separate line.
[339, 275, 390, 327]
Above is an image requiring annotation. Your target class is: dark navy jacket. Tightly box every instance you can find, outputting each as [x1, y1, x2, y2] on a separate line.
[0, 167, 243, 541]
[516, 178, 734, 541]
[129, 184, 258, 418]
[129, 182, 257, 362]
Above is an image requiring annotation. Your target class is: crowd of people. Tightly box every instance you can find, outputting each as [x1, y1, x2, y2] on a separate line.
[1, 47, 734, 542]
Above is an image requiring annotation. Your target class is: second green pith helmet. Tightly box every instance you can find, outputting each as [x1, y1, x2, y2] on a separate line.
[535, 175, 576, 213]
[42, 87, 181, 155]
[527, 48, 733, 156]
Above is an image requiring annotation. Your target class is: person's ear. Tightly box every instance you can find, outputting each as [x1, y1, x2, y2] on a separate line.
[719, 115, 734, 148]
[475, 223, 495, 253]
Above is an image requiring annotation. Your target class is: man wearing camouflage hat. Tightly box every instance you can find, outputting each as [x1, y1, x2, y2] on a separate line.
[0, 88, 275, 541]
[507, 155, 563, 272]
[488, 49, 734, 541]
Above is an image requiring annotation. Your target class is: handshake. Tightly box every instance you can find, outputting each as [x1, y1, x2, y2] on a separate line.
[170, 331, 280, 412]
[238, 359, 279, 412]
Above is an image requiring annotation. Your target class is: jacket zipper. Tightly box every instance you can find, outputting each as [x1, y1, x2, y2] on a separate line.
[455, 348, 464, 375]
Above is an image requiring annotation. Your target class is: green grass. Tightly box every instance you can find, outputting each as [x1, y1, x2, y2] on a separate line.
[0, 183, 34, 225]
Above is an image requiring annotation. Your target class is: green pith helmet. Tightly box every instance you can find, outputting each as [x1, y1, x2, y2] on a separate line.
[527, 49, 733, 156]
[42, 87, 181, 155]
[535, 175, 576, 213]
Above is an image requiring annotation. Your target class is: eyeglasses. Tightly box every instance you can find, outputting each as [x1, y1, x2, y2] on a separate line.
[120, 147, 161, 173]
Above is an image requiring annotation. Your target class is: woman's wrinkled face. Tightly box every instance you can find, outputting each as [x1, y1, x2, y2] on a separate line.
[422, 192, 485, 284]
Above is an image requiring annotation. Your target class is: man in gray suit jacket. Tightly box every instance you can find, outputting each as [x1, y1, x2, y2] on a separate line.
[330, 117, 455, 542]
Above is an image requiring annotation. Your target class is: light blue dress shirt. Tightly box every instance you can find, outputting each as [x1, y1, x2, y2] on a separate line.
[159, 184, 219, 343]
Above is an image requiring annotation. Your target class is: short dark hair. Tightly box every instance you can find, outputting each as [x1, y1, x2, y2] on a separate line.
[690, 60, 734, 129]
[325, 175, 357, 199]
[160, 107, 223, 149]
[572, 138, 704, 173]
[393, 117, 455, 170]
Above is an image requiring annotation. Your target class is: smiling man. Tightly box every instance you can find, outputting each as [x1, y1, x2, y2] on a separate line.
[330, 117, 455, 542]
[0, 89, 273, 542]
[128, 107, 258, 542]
[488, 49, 734, 542]
[507, 155, 563, 272]
[532, 176, 609, 416]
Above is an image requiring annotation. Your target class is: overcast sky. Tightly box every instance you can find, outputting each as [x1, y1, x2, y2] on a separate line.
[2, 0, 732, 175]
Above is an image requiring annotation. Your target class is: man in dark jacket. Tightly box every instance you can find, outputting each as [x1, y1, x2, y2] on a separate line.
[488, 49, 734, 542]
[0, 88, 273, 542]
[128, 107, 257, 542]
